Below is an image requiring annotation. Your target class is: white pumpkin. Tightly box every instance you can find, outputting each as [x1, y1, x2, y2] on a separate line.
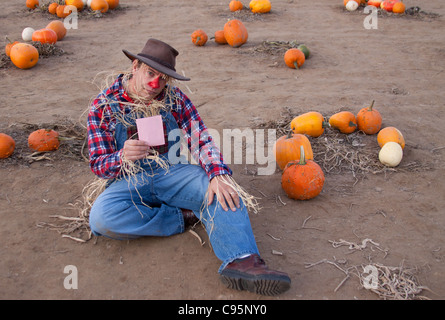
[379, 141, 403, 167]
[22, 27, 35, 41]
[345, 0, 359, 11]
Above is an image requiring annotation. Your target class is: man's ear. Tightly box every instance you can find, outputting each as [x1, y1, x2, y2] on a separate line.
[131, 59, 140, 72]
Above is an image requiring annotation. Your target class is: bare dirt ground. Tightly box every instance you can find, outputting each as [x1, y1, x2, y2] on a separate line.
[1, 0, 445, 300]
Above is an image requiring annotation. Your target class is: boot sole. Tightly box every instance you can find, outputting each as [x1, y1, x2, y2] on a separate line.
[220, 271, 291, 296]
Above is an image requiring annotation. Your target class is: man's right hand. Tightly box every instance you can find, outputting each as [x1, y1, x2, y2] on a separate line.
[122, 139, 150, 161]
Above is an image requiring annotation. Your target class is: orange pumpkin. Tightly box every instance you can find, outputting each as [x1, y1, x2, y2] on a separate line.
[223, 19, 248, 48]
[191, 29, 208, 46]
[377, 126, 405, 149]
[356, 100, 382, 134]
[48, 2, 59, 14]
[5, 39, 20, 57]
[32, 28, 58, 45]
[46, 21, 67, 41]
[214, 30, 227, 45]
[281, 146, 325, 200]
[380, 0, 401, 12]
[65, 0, 84, 11]
[291, 111, 328, 138]
[328, 111, 357, 134]
[90, 0, 109, 13]
[284, 48, 305, 69]
[367, 0, 382, 7]
[28, 129, 60, 152]
[249, 0, 271, 13]
[56, 5, 71, 18]
[105, 0, 119, 9]
[26, 0, 39, 9]
[229, 0, 243, 11]
[392, 2, 405, 13]
[10, 43, 39, 69]
[275, 132, 314, 170]
[0, 133, 15, 159]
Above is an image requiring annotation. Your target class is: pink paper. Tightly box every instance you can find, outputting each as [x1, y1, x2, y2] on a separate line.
[135, 115, 165, 146]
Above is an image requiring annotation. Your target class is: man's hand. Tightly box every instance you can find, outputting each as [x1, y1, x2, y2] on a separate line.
[207, 175, 240, 212]
[122, 139, 150, 161]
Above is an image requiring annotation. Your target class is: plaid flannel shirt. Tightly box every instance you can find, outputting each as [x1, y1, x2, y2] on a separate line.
[87, 75, 232, 180]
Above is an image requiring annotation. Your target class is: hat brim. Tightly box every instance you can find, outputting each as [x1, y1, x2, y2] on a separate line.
[123, 49, 190, 81]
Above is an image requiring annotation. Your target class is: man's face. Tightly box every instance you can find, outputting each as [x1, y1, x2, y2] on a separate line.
[131, 60, 169, 100]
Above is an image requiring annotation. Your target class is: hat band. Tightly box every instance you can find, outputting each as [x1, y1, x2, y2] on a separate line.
[138, 53, 175, 71]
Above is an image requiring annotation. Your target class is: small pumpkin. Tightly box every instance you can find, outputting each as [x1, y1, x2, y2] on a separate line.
[343, 0, 360, 5]
[392, 2, 405, 13]
[32, 28, 58, 45]
[191, 29, 208, 46]
[329, 111, 357, 134]
[367, 0, 382, 7]
[377, 126, 405, 149]
[65, 0, 84, 11]
[28, 129, 60, 152]
[380, 0, 401, 12]
[214, 30, 228, 45]
[274, 132, 314, 170]
[0, 133, 15, 159]
[297, 44, 310, 59]
[48, 2, 59, 14]
[290, 111, 329, 138]
[46, 21, 67, 41]
[281, 146, 325, 200]
[345, 0, 359, 11]
[105, 0, 119, 9]
[379, 141, 403, 167]
[90, 0, 109, 13]
[223, 19, 248, 48]
[56, 5, 71, 18]
[22, 27, 35, 41]
[5, 38, 20, 57]
[284, 48, 305, 69]
[356, 100, 382, 135]
[249, 0, 271, 13]
[229, 0, 243, 12]
[10, 43, 39, 69]
[26, 0, 39, 9]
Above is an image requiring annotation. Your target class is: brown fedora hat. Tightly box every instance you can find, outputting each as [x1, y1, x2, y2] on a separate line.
[123, 38, 190, 81]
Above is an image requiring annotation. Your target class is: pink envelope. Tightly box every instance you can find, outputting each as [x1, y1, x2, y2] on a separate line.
[135, 115, 165, 146]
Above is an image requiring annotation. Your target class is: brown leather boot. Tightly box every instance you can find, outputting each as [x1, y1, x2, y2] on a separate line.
[220, 254, 291, 296]
[181, 208, 199, 229]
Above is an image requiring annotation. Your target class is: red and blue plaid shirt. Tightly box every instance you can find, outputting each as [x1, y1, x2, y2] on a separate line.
[87, 75, 232, 180]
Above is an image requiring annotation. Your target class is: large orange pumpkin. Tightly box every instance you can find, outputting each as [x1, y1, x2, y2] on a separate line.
[10, 43, 39, 69]
[356, 100, 382, 134]
[32, 28, 58, 45]
[290, 111, 328, 138]
[0, 133, 15, 159]
[90, 0, 109, 13]
[377, 126, 405, 149]
[26, 0, 39, 9]
[281, 146, 325, 200]
[223, 19, 248, 48]
[28, 129, 60, 152]
[328, 111, 357, 134]
[284, 48, 305, 69]
[46, 21, 67, 41]
[191, 29, 208, 46]
[275, 132, 313, 170]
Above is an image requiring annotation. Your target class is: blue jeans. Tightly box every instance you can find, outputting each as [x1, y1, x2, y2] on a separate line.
[89, 163, 260, 272]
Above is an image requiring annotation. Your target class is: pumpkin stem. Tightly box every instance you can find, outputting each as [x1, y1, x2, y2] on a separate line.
[298, 145, 306, 165]
[368, 100, 375, 111]
[349, 121, 357, 128]
[322, 121, 330, 128]
[293, 61, 299, 69]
